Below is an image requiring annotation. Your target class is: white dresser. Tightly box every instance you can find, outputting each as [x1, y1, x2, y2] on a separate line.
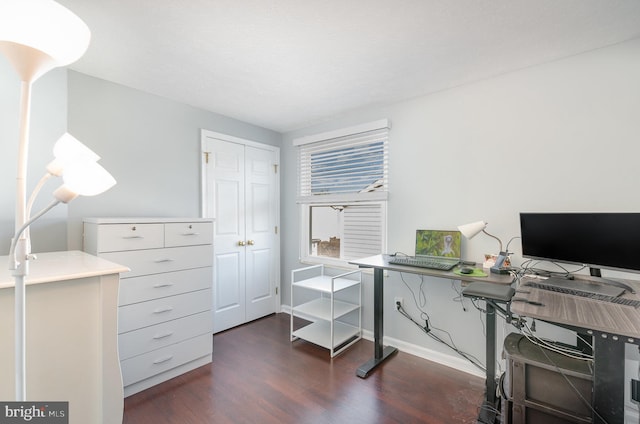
[83, 217, 214, 397]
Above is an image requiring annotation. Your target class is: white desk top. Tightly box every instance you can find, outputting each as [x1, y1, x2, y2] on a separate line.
[0, 250, 129, 289]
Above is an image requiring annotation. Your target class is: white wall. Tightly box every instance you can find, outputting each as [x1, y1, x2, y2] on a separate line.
[0, 61, 70, 255]
[281, 38, 640, 384]
[65, 71, 281, 250]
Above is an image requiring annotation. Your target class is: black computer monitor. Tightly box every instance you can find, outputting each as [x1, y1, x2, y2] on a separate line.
[519, 212, 640, 277]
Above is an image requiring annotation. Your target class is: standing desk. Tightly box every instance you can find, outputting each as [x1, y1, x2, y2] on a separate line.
[511, 276, 640, 424]
[348, 254, 513, 389]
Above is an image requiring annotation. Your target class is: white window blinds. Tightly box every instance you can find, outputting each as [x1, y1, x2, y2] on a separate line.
[342, 203, 384, 260]
[296, 121, 389, 203]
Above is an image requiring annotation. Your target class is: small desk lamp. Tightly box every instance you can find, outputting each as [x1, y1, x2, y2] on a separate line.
[0, 0, 102, 402]
[457, 221, 509, 274]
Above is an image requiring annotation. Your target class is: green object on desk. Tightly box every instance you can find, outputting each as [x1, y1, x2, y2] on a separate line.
[453, 268, 488, 277]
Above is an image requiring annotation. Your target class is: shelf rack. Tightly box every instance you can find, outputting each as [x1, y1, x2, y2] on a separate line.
[290, 264, 362, 357]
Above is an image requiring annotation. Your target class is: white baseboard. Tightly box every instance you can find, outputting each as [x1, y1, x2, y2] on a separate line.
[360, 328, 485, 379]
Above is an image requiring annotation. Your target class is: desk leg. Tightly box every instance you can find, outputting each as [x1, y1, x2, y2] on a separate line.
[356, 267, 397, 378]
[476, 302, 498, 424]
[485, 303, 497, 406]
[593, 336, 625, 424]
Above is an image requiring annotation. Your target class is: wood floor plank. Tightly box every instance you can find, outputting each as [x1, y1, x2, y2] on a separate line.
[124, 313, 486, 423]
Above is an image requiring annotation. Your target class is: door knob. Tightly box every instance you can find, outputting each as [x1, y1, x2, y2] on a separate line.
[247, 240, 255, 246]
[238, 241, 246, 246]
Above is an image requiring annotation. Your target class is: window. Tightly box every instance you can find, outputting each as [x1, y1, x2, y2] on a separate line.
[295, 119, 389, 266]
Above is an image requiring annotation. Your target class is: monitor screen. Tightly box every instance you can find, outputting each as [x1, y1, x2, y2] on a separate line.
[519, 212, 640, 275]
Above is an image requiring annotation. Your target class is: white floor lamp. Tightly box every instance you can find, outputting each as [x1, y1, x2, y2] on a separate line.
[0, 0, 98, 402]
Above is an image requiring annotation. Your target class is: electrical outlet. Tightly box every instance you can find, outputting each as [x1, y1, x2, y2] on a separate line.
[394, 297, 403, 309]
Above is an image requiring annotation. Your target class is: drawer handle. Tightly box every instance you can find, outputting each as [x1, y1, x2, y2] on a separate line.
[182, 232, 200, 236]
[153, 306, 174, 314]
[154, 258, 174, 263]
[153, 283, 174, 288]
[153, 331, 174, 340]
[153, 355, 174, 365]
[122, 235, 144, 239]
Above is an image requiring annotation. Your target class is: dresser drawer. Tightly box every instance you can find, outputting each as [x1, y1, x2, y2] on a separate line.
[118, 311, 212, 361]
[93, 223, 164, 252]
[120, 333, 212, 387]
[101, 245, 213, 278]
[119, 289, 212, 333]
[119, 267, 212, 306]
[165, 222, 213, 247]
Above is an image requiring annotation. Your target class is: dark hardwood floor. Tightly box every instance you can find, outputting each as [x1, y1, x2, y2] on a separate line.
[123, 313, 486, 423]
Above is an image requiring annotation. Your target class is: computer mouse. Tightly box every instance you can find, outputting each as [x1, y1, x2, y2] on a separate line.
[459, 267, 474, 274]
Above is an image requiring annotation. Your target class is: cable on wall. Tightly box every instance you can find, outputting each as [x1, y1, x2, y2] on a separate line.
[397, 272, 486, 372]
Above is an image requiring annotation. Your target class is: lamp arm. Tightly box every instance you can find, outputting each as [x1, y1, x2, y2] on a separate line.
[505, 236, 520, 254]
[26, 173, 53, 220]
[9, 199, 61, 271]
[482, 229, 503, 252]
[22, 173, 54, 251]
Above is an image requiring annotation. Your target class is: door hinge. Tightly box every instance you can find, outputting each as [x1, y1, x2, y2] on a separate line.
[274, 164, 278, 174]
[204, 151, 211, 164]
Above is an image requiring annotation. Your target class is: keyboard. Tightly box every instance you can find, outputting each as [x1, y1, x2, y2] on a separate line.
[525, 281, 640, 308]
[388, 257, 458, 271]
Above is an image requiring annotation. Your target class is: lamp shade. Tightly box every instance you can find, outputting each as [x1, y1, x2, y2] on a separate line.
[47, 133, 100, 176]
[53, 162, 116, 203]
[458, 221, 487, 239]
[0, 0, 90, 81]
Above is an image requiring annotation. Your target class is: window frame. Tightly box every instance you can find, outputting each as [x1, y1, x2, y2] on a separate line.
[294, 119, 389, 267]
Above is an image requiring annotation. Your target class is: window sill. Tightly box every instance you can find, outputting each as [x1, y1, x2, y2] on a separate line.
[298, 256, 373, 274]
[299, 256, 358, 270]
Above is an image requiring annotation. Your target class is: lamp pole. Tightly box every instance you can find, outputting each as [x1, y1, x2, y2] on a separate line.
[12, 78, 34, 401]
[6, 41, 58, 402]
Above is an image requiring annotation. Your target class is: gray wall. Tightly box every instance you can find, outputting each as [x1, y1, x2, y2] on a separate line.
[281, 38, 640, 377]
[1, 66, 280, 255]
[65, 71, 281, 250]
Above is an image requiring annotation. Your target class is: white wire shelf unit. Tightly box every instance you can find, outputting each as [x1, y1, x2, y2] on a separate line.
[290, 264, 362, 357]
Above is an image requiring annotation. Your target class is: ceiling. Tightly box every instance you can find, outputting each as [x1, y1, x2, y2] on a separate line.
[57, 0, 640, 133]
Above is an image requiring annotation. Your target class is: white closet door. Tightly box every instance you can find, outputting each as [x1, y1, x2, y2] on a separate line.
[244, 145, 277, 322]
[207, 139, 246, 333]
[203, 133, 279, 333]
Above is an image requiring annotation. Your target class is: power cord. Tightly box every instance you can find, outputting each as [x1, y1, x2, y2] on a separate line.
[518, 322, 608, 424]
[450, 280, 467, 312]
[517, 259, 588, 280]
[394, 300, 486, 373]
